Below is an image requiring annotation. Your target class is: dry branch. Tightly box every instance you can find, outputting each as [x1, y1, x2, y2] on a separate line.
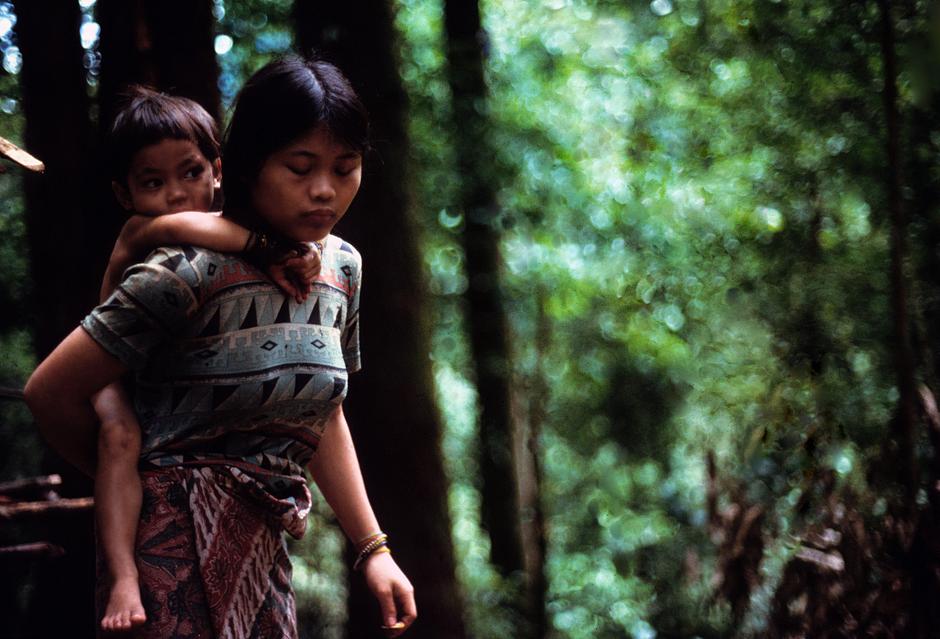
[919, 384, 940, 435]
[0, 474, 61, 497]
[0, 135, 44, 172]
[0, 497, 93, 520]
[0, 386, 25, 401]
[0, 542, 65, 559]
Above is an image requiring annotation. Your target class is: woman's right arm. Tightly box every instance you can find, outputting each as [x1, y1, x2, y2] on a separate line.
[24, 327, 128, 476]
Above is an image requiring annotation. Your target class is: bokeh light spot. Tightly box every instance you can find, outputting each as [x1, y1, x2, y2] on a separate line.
[214, 34, 234, 55]
[650, 0, 673, 17]
[79, 21, 99, 50]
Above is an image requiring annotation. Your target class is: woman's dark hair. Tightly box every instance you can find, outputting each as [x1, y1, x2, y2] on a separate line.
[109, 86, 220, 183]
[222, 55, 369, 230]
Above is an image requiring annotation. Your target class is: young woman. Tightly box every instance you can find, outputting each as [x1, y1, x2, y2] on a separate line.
[25, 56, 416, 638]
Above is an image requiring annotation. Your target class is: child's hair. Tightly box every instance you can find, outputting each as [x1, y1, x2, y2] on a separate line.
[108, 86, 221, 183]
[222, 55, 369, 231]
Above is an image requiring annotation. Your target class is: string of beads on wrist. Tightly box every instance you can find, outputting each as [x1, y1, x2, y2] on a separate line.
[244, 230, 311, 265]
[243, 230, 276, 263]
[353, 532, 391, 571]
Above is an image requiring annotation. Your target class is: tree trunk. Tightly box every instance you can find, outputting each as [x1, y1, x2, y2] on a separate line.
[442, 0, 526, 588]
[95, 0, 221, 258]
[15, 0, 103, 359]
[14, 4, 99, 636]
[293, 4, 467, 639]
[878, 0, 918, 505]
[515, 287, 550, 638]
[97, 0, 220, 131]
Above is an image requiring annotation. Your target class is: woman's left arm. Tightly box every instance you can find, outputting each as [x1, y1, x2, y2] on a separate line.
[24, 327, 128, 476]
[308, 404, 417, 637]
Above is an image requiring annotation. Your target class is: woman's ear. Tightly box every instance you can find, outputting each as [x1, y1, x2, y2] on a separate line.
[212, 158, 222, 189]
[111, 181, 133, 211]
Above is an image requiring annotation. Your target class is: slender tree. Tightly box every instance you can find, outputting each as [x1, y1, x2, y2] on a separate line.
[293, 3, 467, 638]
[519, 287, 550, 638]
[443, 0, 527, 601]
[879, 0, 918, 504]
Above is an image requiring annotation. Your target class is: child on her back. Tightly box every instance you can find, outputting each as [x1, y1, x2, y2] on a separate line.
[94, 87, 318, 632]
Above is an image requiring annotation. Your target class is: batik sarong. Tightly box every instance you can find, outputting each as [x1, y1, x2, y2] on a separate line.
[97, 468, 297, 639]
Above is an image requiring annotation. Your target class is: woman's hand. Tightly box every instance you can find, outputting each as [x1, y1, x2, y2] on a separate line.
[361, 551, 417, 637]
[266, 245, 321, 303]
[307, 406, 414, 633]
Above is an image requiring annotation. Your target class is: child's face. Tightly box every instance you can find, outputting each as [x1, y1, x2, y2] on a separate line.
[115, 139, 220, 216]
[250, 126, 362, 243]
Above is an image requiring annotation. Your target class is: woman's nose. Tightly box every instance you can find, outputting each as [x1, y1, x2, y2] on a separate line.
[308, 174, 336, 201]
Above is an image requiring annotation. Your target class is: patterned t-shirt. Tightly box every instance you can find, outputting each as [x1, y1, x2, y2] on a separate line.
[81, 234, 361, 537]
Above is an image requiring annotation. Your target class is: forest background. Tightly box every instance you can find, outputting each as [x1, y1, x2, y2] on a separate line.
[1, 0, 939, 638]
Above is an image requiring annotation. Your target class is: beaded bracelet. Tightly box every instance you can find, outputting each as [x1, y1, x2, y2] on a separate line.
[243, 230, 277, 264]
[353, 532, 390, 571]
[244, 230, 313, 267]
[356, 532, 386, 551]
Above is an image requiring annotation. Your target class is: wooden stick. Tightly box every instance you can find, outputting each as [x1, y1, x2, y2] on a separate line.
[0, 497, 93, 520]
[0, 386, 24, 401]
[919, 384, 940, 434]
[0, 542, 65, 559]
[0, 135, 44, 172]
[0, 474, 62, 497]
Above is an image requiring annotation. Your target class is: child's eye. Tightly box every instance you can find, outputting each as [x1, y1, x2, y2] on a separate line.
[141, 178, 163, 189]
[183, 165, 205, 179]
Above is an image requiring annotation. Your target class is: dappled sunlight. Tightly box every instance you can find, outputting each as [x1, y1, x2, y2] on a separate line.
[399, 0, 935, 634]
[0, 0, 936, 636]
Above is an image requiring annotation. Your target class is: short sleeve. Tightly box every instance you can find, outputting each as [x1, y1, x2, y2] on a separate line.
[81, 247, 203, 371]
[341, 251, 361, 373]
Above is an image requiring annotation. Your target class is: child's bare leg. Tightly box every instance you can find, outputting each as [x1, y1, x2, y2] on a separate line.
[93, 384, 147, 631]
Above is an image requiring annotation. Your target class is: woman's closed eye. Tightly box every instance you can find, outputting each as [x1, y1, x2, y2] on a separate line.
[285, 161, 312, 176]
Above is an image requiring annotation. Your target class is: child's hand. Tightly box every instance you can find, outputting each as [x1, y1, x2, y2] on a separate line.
[267, 244, 321, 303]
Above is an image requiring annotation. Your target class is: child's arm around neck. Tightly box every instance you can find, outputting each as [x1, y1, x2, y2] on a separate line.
[100, 211, 250, 302]
[100, 211, 322, 304]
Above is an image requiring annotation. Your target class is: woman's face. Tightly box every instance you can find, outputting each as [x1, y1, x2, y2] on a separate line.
[250, 126, 362, 243]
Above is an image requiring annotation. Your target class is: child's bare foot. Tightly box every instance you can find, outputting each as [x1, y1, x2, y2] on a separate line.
[100, 576, 146, 632]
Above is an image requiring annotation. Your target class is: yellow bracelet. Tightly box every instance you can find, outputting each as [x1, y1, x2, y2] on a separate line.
[356, 531, 385, 552]
[353, 538, 390, 571]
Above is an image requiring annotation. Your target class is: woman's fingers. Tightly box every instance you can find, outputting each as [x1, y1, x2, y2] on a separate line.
[393, 581, 417, 636]
[363, 554, 416, 636]
[382, 580, 416, 637]
[375, 585, 399, 630]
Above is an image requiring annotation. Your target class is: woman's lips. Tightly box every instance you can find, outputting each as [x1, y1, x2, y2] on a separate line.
[301, 209, 335, 222]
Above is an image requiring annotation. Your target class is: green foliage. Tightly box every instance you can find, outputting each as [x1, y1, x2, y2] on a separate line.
[288, 485, 348, 639]
[0, 71, 35, 481]
[1, 0, 938, 635]
[215, 0, 295, 110]
[396, 0, 939, 636]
